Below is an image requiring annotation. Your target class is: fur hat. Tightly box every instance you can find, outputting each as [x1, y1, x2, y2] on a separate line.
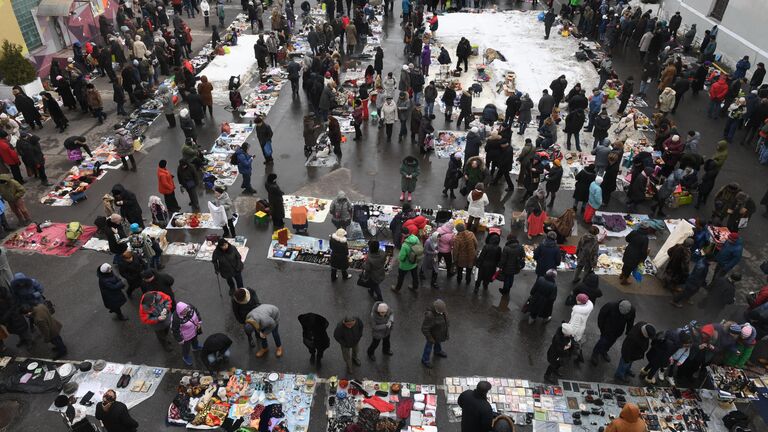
[641, 324, 656, 338]
[335, 228, 347, 238]
[576, 293, 589, 304]
[234, 288, 251, 304]
[433, 299, 447, 314]
[547, 231, 557, 240]
[618, 300, 632, 314]
[99, 263, 112, 273]
[377, 302, 389, 313]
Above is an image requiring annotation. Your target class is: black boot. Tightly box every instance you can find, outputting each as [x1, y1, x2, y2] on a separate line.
[310, 353, 316, 364]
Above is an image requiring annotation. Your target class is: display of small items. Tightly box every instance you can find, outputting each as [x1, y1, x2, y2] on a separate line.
[326, 377, 438, 432]
[706, 365, 754, 397]
[168, 370, 315, 430]
[645, 387, 712, 432]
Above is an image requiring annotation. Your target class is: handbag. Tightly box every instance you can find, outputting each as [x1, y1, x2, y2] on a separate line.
[565, 292, 577, 306]
[357, 271, 373, 288]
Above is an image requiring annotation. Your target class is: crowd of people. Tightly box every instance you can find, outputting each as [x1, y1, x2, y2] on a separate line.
[3, 1, 768, 431]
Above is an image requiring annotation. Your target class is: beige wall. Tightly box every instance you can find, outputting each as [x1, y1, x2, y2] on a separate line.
[0, 0, 28, 53]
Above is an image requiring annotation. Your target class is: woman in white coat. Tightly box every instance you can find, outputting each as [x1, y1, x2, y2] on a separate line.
[567, 293, 594, 363]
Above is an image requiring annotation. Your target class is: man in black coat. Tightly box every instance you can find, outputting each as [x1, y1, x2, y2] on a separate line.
[333, 316, 364, 372]
[615, 322, 656, 383]
[591, 300, 635, 365]
[504, 93, 521, 127]
[543, 8, 556, 40]
[298, 312, 331, 367]
[457, 381, 494, 432]
[232, 288, 260, 346]
[12, 87, 42, 129]
[265, 173, 285, 228]
[619, 224, 650, 285]
[550, 75, 568, 106]
[141, 269, 176, 304]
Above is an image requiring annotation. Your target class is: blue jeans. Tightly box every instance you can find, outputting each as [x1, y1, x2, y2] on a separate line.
[500, 273, 515, 294]
[413, 92, 423, 106]
[724, 117, 740, 141]
[638, 80, 650, 95]
[585, 111, 598, 131]
[615, 357, 633, 379]
[241, 172, 252, 190]
[422, 341, 443, 363]
[425, 102, 434, 117]
[708, 100, 722, 119]
[257, 325, 282, 348]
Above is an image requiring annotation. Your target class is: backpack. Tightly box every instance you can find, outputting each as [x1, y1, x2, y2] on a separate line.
[408, 242, 424, 263]
[65, 222, 83, 242]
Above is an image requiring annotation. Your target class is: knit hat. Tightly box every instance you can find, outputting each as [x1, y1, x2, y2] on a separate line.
[234, 288, 251, 304]
[741, 324, 753, 338]
[641, 324, 656, 338]
[595, 176, 604, 185]
[639, 221, 650, 230]
[433, 299, 447, 314]
[729, 323, 742, 334]
[470, 126, 479, 133]
[576, 293, 589, 305]
[455, 223, 466, 232]
[475, 183, 485, 191]
[554, 159, 561, 166]
[130, 223, 141, 233]
[402, 64, 409, 70]
[99, 263, 112, 273]
[728, 232, 740, 241]
[377, 302, 389, 313]
[672, 135, 680, 142]
[618, 300, 632, 314]
[476, 381, 492, 396]
[454, 152, 463, 160]
[547, 231, 558, 240]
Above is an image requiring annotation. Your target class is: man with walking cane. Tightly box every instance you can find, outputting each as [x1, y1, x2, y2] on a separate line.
[212, 238, 244, 296]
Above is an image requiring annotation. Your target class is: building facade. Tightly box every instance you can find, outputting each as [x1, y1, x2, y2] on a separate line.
[659, 0, 768, 72]
[0, 0, 118, 80]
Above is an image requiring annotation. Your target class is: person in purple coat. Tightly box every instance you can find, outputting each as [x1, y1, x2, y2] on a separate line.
[421, 45, 432, 77]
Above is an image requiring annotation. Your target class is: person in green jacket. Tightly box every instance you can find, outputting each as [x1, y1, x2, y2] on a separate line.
[392, 234, 421, 292]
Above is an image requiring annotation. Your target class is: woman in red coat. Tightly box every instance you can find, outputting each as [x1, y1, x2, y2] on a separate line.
[0, 131, 23, 184]
[156, 160, 181, 212]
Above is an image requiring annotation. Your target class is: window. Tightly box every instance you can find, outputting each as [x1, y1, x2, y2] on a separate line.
[12, 0, 43, 50]
[710, 0, 729, 21]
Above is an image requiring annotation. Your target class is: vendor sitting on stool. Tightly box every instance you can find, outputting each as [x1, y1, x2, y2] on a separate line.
[201, 333, 233, 371]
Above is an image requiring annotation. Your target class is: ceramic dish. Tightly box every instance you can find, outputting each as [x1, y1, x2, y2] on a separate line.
[268, 372, 279, 382]
[27, 362, 39, 371]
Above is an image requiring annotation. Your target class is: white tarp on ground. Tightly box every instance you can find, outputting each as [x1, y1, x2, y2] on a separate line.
[433, 10, 600, 106]
[197, 35, 260, 94]
[653, 219, 694, 269]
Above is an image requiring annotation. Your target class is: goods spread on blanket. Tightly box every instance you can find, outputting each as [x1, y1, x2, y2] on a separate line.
[4, 223, 97, 256]
[445, 376, 728, 432]
[167, 370, 315, 431]
[49, 361, 166, 416]
[594, 212, 651, 237]
[283, 195, 333, 223]
[521, 244, 657, 275]
[326, 378, 438, 431]
[210, 123, 254, 154]
[166, 213, 240, 230]
[194, 236, 249, 262]
[267, 234, 393, 270]
[82, 225, 168, 253]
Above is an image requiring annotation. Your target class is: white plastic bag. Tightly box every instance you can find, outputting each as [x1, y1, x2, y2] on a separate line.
[208, 201, 227, 227]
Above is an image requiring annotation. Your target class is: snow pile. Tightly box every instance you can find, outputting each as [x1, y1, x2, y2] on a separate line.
[197, 35, 261, 94]
[434, 10, 599, 105]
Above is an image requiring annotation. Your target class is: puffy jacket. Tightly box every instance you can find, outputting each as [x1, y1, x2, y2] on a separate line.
[114, 128, 134, 157]
[0, 139, 20, 166]
[499, 240, 525, 275]
[533, 238, 562, 276]
[245, 304, 280, 335]
[588, 181, 603, 209]
[10, 272, 44, 306]
[212, 245, 244, 278]
[369, 301, 393, 339]
[715, 239, 743, 273]
[98, 268, 126, 310]
[453, 230, 478, 268]
[421, 305, 449, 343]
[436, 222, 455, 254]
[605, 404, 646, 432]
[333, 318, 364, 347]
[139, 291, 173, 330]
[567, 300, 594, 342]
[398, 234, 421, 271]
[157, 167, 175, 194]
[171, 302, 201, 343]
[709, 77, 729, 101]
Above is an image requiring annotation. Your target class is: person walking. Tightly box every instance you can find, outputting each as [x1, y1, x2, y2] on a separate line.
[0, 175, 31, 225]
[453, 223, 478, 285]
[615, 322, 656, 383]
[177, 159, 201, 212]
[117, 250, 145, 298]
[619, 222, 650, 286]
[534, 232, 562, 276]
[544, 323, 575, 382]
[21, 303, 67, 359]
[95, 389, 139, 432]
[458, 381, 494, 432]
[265, 174, 285, 228]
[245, 303, 283, 358]
[474, 232, 502, 292]
[254, 117, 274, 165]
[197, 76, 214, 117]
[139, 291, 173, 351]
[86, 84, 108, 124]
[367, 301, 394, 361]
[157, 160, 181, 213]
[98, 263, 128, 321]
[421, 299, 448, 368]
[0, 133, 24, 184]
[160, 85, 176, 128]
[573, 226, 599, 283]
[526, 269, 558, 324]
[171, 301, 203, 366]
[297, 312, 330, 368]
[363, 240, 387, 300]
[330, 228, 352, 282]
[334, 315, 364, 372]
[232, 288, 260, 347]
[234, 143, 256, 194]
[392, 233, 422, 292]
[442, 84, 457, 123]
[567, 294, 594, 363]
[543, 8, 556, 39]
[498, 234, 525, 295]
[113, 127, 137, 172]
[212, 239, 244, 295]
[381, 96, 397, 141]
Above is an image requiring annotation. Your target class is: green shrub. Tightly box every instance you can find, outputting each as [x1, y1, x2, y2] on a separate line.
[0, 40, 38, 86]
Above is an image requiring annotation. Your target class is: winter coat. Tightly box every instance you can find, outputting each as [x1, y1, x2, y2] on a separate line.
[436, 223, 455, 254]
[467, 191, 489, 218]
[716, 239, 743, 273]
[709, 77, 729, 101]
[459, 92, 472, 113]
[370, 302, 393, 339]
[400, 156, 420, 192]
[197, 77, 213, 106]
[538, 94, 555, 116]
[499, 240, 525, 276]
[605, 404, 646, 432]
[298, 313, 330, 350]
[381, 101, 397, 124]
[171, 302, 201, 343]
[518, 97, 534, 124]
[621, 322, 652, 361]
[476, 234, 502, 280]
[421, 235, 439, 274]
[588, 181, 603, 209]
[421, 305, 449, 343]
[0, 174, 24, 202]
[597, 301, 635, 340]
[14, 93, 40, 125]
[528, 275, 558, 318]
[573, 166, 597, 201]
[329, 232, 350, 270]
[397, 95, 412, 122]
[111, 184, 142, 226]
[363, 250, 387, 283]
[464, 157, 486, 188]
[534, 238, 562, 276]
[245, 304, 280, 335]
[458, 389, 494, 432]
[345, 23, 358, 46]
[265, 180, 284, 219]
[113, 129, 134, 157]
[333, 318, 364, 347]
[453, 230, 478, 268]
[567, 300, 594, 342]
[592, 115, 611, 141]
[575, 233, 599, 269]
[98, 267, 127, 311]
[231, 288, 260, 324]
[564, 110, 585, 134]
[658, 65, 677, 90]
[573, 273, 603, 305]
[157, 167, 176, 195]
[623, 230, 649, 271]
[0, 140, 20, 166]
[443, 156, 463, 189]
[212, 245, 244, 278]
[398, 234, 421, 271]
[186, 92, 204, 120]
[329, 197, 352, 226]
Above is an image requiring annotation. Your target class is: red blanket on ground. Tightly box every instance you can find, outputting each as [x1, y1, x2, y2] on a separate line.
[4, 223, 97, 256]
